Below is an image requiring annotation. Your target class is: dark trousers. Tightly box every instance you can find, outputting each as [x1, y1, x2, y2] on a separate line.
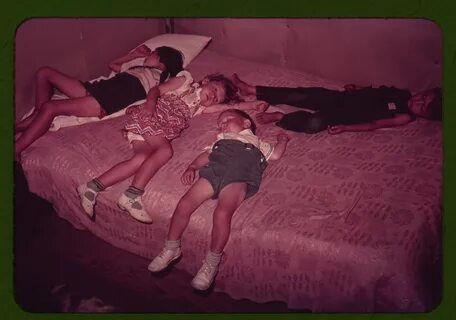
[256, 86, 345, 133]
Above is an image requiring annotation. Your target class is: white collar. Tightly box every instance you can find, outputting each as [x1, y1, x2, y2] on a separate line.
[238, 129, 255, 135]
[220, 128, 255, 136]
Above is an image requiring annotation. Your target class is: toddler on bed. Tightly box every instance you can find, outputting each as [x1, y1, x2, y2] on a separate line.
[232, 74, 442, 134]
[15, 45, 183, 159]
[77, 73, 266, 224]
[148, 109, 290, 291]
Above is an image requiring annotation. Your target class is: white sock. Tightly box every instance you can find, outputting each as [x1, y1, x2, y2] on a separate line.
[205, 250, 222, 267]
[165, 239, 181, 250]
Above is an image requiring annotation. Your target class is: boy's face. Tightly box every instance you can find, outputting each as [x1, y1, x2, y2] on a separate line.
[408, 89, 436, 118]
[200, 81, 226, 106]
[217, 111, 250, 133]
[143, 50, 164, 69]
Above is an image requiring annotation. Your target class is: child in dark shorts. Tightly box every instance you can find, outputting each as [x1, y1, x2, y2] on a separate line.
[231, 74, 442, 134]
[15, 44, 183, 160]
[147, 109, 290, 291]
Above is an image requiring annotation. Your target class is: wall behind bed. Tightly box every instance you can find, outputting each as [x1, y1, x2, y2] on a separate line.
[173, 18, 442, 92]
[15, 18, 166, 119]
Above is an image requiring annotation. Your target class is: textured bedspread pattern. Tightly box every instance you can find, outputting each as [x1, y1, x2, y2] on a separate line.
[21, 50, 442, 312]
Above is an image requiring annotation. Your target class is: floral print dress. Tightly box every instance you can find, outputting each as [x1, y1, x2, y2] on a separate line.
[124, 71, 203, 140]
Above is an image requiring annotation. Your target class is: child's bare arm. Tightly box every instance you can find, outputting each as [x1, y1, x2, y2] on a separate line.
[181, 151, 211, 185]
[234, 100, 269, 112]
[143, 76, 187, 113]
[268, 133, 290, 161]
[327, 113, 412, 134]
[202, 100, 269, 114]
[143, 87, 160, 113]
[109, 44, 151, 73]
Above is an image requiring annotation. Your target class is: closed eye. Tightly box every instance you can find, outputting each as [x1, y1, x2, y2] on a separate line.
[214, 87, 223, 104]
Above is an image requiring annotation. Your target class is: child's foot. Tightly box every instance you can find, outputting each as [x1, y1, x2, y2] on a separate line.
[255, 111, 284, 124]
[77, 183, 98, 218]
[191, 260, 219, 291]
[15, 111, 36, 132]
[147, 247, 182, 272]
[117, 194, 153, 223]
[231, 73, 255, 96]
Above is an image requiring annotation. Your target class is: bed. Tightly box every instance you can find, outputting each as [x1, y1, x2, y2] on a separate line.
[19, 49, 442, 312]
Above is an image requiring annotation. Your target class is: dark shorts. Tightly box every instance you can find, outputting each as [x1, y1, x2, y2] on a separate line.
[82, 72, 146, 115]
[199, 139, 268, 199]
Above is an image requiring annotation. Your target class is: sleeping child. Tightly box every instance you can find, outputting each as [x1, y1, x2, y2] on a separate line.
[148, 109, 290, 291]
[231, 73, 442, 134]
[78, 73, 266, 224]
[15, 45, 184, 160]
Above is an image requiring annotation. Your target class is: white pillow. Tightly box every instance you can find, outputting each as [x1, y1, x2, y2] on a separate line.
[121, 33, 212, 71]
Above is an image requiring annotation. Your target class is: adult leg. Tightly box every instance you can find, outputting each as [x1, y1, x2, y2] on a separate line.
[15, 96, 102, 156]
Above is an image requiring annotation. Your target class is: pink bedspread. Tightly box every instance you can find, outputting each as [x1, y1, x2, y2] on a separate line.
[20, 50, 442, 312]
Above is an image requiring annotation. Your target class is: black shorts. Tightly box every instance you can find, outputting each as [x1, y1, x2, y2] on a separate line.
[82, 72, 146, 115]
[199, 139, 268, 199]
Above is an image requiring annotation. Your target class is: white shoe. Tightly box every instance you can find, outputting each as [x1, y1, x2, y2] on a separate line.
[117, 193, 152, 224]
[148, 247, 182, 272]
[191, 260, 219, 291]
[77, 184, 98, 218]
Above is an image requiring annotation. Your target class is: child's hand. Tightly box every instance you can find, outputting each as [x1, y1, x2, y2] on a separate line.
[276, 133, 290, 143]
[138, 102, 155, 116]
[255, 101, 269, 112]
[181, 167, 197, 185]
[327, 125, 346, 135]
[133, 44, 152, 57]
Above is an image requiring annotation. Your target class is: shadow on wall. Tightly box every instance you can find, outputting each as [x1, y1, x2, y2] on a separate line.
[174, 18, 442, 92]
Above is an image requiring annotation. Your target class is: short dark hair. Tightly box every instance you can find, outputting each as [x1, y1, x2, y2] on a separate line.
[428, 87, 442, 121]
[156, 46, 184, 83]
[204, 73, 242, 104]
[222, 109, 257, 134]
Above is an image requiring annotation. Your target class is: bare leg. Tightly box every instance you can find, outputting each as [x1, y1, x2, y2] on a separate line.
[96, 140, 153, 188]
[15, 95, 102, 157]
[167, 178, 214, 240]
[255, 111, 285, 124]
[210, 182, 247, 253]
[15, 111, 38, 132]
[231, 73, 257, 96]
[16, 67, 88, 131]
[35, 66, 88, 108]
[130, 135, 173, 189]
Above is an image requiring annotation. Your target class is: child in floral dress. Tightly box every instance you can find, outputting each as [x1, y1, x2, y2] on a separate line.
[78, 71, 265, 223]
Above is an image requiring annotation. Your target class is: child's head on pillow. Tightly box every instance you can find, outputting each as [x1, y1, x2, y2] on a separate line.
[155, 46, 184, 83]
